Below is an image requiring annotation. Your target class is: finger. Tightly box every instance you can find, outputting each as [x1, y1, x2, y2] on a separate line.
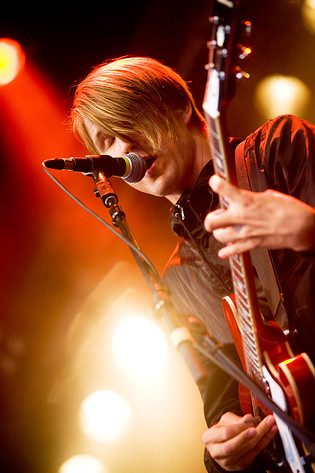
[204, 208, 238, 233]
[202, 413, 256, 445]
[204, 205, 245, 233]
[217, 237, 264, 259]
[209, 426, 258, 467]
[209, 174, 245, 204]
[213, 416, 278, 470]
[229, 418, 278, 469]
[213, 225, 244, 244]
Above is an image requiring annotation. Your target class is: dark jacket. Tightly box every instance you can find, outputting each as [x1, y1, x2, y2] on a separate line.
[162, 115, 315, 473]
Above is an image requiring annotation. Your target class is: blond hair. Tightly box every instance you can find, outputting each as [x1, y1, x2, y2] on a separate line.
[70, 56, 207, 154]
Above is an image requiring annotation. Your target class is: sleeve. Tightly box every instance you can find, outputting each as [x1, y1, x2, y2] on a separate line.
[243, 114, 315, 205]
[243, 114, 315, 260]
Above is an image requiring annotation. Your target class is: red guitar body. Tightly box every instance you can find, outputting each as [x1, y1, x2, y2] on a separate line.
[223, 294, 315, 464]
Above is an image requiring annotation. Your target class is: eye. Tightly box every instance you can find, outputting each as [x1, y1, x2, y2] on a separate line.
[95, 132, 115, 152]
[105, 137, 115, 147]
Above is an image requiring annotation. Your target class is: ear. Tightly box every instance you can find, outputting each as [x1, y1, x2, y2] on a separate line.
[177, 102, 192, 125]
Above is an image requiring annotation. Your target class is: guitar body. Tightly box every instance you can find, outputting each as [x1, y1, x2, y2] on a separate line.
[223, 294, 315, 423]
[223, 294, 315, 471]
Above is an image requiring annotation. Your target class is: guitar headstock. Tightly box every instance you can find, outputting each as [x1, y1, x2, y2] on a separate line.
[203, 0, 251, 119]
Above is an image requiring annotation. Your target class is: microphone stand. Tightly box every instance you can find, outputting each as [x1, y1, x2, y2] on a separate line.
[93, 171, 209, 387]
[92, 171, 315, 462]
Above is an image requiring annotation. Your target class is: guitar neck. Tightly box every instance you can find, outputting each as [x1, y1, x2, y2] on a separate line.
[207, 111, 264, 385]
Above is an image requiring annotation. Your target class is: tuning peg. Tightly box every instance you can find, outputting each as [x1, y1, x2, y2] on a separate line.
[234, 67, 250, 80]
[207, 40, 217, 49]
[209, 15, 219, 25]
[242, 20, 252, 36]
[238, 45, 252, 60]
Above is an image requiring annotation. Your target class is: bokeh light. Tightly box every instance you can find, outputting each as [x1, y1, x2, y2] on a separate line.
[255, 74, 311, 118]
[112, 315, 167, 379]
[302, 0, 315, 34]
[79, 390, 131, 443]
[0, 38, 25, 85]
[59, 454, 107, 473]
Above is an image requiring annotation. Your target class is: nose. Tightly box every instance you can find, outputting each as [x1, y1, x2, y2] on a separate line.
[114, 138, 133, 155]
[114, 138, 149, 158]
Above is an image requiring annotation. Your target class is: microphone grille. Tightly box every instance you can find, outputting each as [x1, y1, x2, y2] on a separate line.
[123, 153, 147, 183]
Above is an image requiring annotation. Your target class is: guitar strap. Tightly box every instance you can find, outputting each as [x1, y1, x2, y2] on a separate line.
[234, 140, 289, 330]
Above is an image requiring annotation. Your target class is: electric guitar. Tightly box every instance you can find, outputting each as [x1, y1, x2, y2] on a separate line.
[202, 1, 315, 472]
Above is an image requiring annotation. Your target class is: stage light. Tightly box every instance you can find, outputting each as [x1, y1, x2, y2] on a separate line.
[112, 315, 167, 379]
[255, 74, 310, 118]
[79, 390, 131, 443]
[59, 454, 107, 473]
[0, 38, 25, 85]
[302, 0, 315, 34]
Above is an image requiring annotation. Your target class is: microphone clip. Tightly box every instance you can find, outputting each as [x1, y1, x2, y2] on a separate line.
[93, 171, 118, 207]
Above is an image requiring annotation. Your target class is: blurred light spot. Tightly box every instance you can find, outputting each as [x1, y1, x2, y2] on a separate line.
[59, 454, 107, 473]
[79, 390, 131, 443]
[255, 74, 311, 118]
[302, 0, 315, 34]
[112, 316, 167, 379]
[0, 38, 25, 85]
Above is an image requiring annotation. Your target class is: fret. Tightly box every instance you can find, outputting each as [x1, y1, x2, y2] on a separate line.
[233, 279, 247, 297]
[232, 253, 246, 274]
[209, 117, 229, 181]
[238, 311, 254, 334]
[244, 332, 259, 354]
[243, 354, 262, 379]
[231, 257, 247, 283]
[209, 131, 220, 151]
[243, 329, 258, 351]
[233, 274, 247, 294]
[214, 156, 225, 176]
[240, 327, 257, 356]
[242, 327, 256, 348]
[242, 341, 262, 371]
[231, 260, 244, 278]
[235, 293, 250, 316]
[244, 345, 260, 367]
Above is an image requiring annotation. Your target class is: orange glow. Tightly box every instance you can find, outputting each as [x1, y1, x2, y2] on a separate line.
[0, 60, 86, 185]
[0, 38, 25, 85]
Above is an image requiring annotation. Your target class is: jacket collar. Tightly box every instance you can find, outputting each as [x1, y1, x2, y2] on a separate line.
[169, 160, 218, 239]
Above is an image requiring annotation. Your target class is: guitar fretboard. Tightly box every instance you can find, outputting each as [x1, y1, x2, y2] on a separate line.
[207, 114, 264, 385]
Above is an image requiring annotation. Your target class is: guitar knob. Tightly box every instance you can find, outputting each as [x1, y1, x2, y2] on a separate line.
[263, 378, 271, 396]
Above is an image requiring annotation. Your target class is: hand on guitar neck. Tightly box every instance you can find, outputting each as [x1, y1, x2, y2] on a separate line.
[204, 174, 315, 259]
[202, 412, 278, 471]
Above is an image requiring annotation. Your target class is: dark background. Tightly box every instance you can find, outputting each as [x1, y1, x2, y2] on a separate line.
[0, 2, 314, 472]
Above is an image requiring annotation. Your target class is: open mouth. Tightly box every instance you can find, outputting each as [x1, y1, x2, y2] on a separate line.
[145, 156, 156, 171]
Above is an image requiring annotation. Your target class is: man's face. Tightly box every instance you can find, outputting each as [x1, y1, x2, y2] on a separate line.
[84, 113, 197, 204]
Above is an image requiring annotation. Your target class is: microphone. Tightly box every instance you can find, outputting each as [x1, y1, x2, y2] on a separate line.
[43, 153, 147, 183]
